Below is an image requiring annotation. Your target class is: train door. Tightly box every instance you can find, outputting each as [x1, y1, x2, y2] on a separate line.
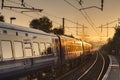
[23, 42, 33, 67]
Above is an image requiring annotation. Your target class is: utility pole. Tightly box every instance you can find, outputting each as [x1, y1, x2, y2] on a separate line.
[81, 24, 87, 40]
[1, 0, 4, 9]
[65, 24, 88, 39]
[106, 23, 108, 37]
[101, 0, 104, 11]
[98, 23, 115, 38]
[82, 24, 85, 36]
[21, 0, 25, 7]
[100, 24, 103, 41]
[76, 21, 78, 36]
[118, 18, 120, 25]
[100, 24, 103, 32]
[62, 18, 65, 35]
[62, 18, 88, 39]
[76, 23, 88, 39]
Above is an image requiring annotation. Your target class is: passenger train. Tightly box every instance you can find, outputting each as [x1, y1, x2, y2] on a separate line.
[0, 22, 92, 79]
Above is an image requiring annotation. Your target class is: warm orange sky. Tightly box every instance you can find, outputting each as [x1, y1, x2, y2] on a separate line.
[0, 0, 119, 40]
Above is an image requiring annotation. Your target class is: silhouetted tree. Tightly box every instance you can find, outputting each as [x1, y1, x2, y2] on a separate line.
[104, 26, 120, 55]
[112, 26, 120, 54]
[0, 15, 5, 22]
[52, 28, 64, 35]
[29, 16, 52, 33]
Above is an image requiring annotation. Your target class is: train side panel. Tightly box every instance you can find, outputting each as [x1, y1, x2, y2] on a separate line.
[0, 22, 58, 78]
[0, 22, 93, 79]
[59, 36, 84, 65]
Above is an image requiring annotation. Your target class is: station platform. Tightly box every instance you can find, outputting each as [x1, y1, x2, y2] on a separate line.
[102, 55, 120, 80]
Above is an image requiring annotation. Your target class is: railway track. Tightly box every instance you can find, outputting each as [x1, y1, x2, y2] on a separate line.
[57, 51, 107, 80]
[78, 51, 105, 80]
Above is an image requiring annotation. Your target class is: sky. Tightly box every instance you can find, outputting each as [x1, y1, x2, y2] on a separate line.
[0, 0, 120, 42]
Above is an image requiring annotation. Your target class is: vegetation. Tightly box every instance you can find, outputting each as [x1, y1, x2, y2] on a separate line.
[29, 16, 64, 35]
[101, 25, 120, 55]
[0, 15, 5, 22]
[52, 27, 64, 35]
[29, 16, 52, 33]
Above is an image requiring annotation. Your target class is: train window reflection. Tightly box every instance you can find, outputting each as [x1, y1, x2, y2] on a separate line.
[24, 42, 31, 48]
[40, 43, 46, 55]
[46, 43, 52, 55]
[14, 42, 23, 58]
[24, 42, 32, 57]
[33, 42, 40, 56]
[24, 49, 32, 57]
[1, 41, 13, 59]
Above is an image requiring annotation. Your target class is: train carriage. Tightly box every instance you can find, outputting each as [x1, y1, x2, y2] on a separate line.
[59, 36, 83, 61]
[0, 22, 92, 79]
[58, 36, 85, 70]
[0, 22, 58, 79]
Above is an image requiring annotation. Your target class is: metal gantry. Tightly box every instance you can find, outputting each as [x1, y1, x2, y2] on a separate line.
[1, 0, 43, 12]
[79, 0, 104, 11]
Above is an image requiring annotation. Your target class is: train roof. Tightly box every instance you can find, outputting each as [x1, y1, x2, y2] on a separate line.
[0, 22, 56, 37]
[59, 35, 80, 41]
[82, 41, 92, 46]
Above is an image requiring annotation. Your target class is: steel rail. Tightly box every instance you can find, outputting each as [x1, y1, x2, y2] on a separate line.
[97, 51, 105, 80]
[77, 52, 98, 80]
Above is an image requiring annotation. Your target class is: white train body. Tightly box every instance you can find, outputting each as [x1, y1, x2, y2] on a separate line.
[0, 22, 92, 79]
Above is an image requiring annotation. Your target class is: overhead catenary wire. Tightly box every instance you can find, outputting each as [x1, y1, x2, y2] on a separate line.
[4, 0, 43, 12]
[6, 0, 60, 20]
[6, 0, 21, 5]
[5, 0, 87, 27]
[42, 12, 62, 20]
[78, 0, 99, 35]
[97, 19, 118, 27]
[65, 27, 77, 35]
[64, 0, 100, 36]
[4, 1, 62, 25]
[4, 8, 36, 18]
[65, 18, 87, 27]
[7, 0, 40, 9]
[76, 0, 99, 35]
[1, 0, 117, 38]
[64, 0, 94, 27]
[3, 0, 42, 18]
[9, 0, 44, 17]
[1, 0, 90, 37]
[75, 0, 96, 26]
[4, 0, 85, 26]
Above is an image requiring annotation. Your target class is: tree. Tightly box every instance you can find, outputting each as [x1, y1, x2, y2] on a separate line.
[0, 15, 5, 22]
[104, 25, 120, 55]
[29, 16, 52, 33]
[52, 28, 64, 35]
[112, 26, 120, 54]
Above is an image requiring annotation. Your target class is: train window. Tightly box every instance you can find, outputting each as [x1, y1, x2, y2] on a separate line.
[24, 49, 32, 57]
[33, 42, 40, 56]
[1, 41, 13, 59]
[40, 43, 46, 55]
[3, 30, 7, 34]
[24, 42, 31, 48]
[25, 33, 28, 36]
[46, 43, 53, 55]
[16, 32, 18, 36]
[14, 42, 23, 58]
[24, 42, 32, 57]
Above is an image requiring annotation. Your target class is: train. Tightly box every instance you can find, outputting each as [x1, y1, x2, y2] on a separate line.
[0, 22, 92, 79]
